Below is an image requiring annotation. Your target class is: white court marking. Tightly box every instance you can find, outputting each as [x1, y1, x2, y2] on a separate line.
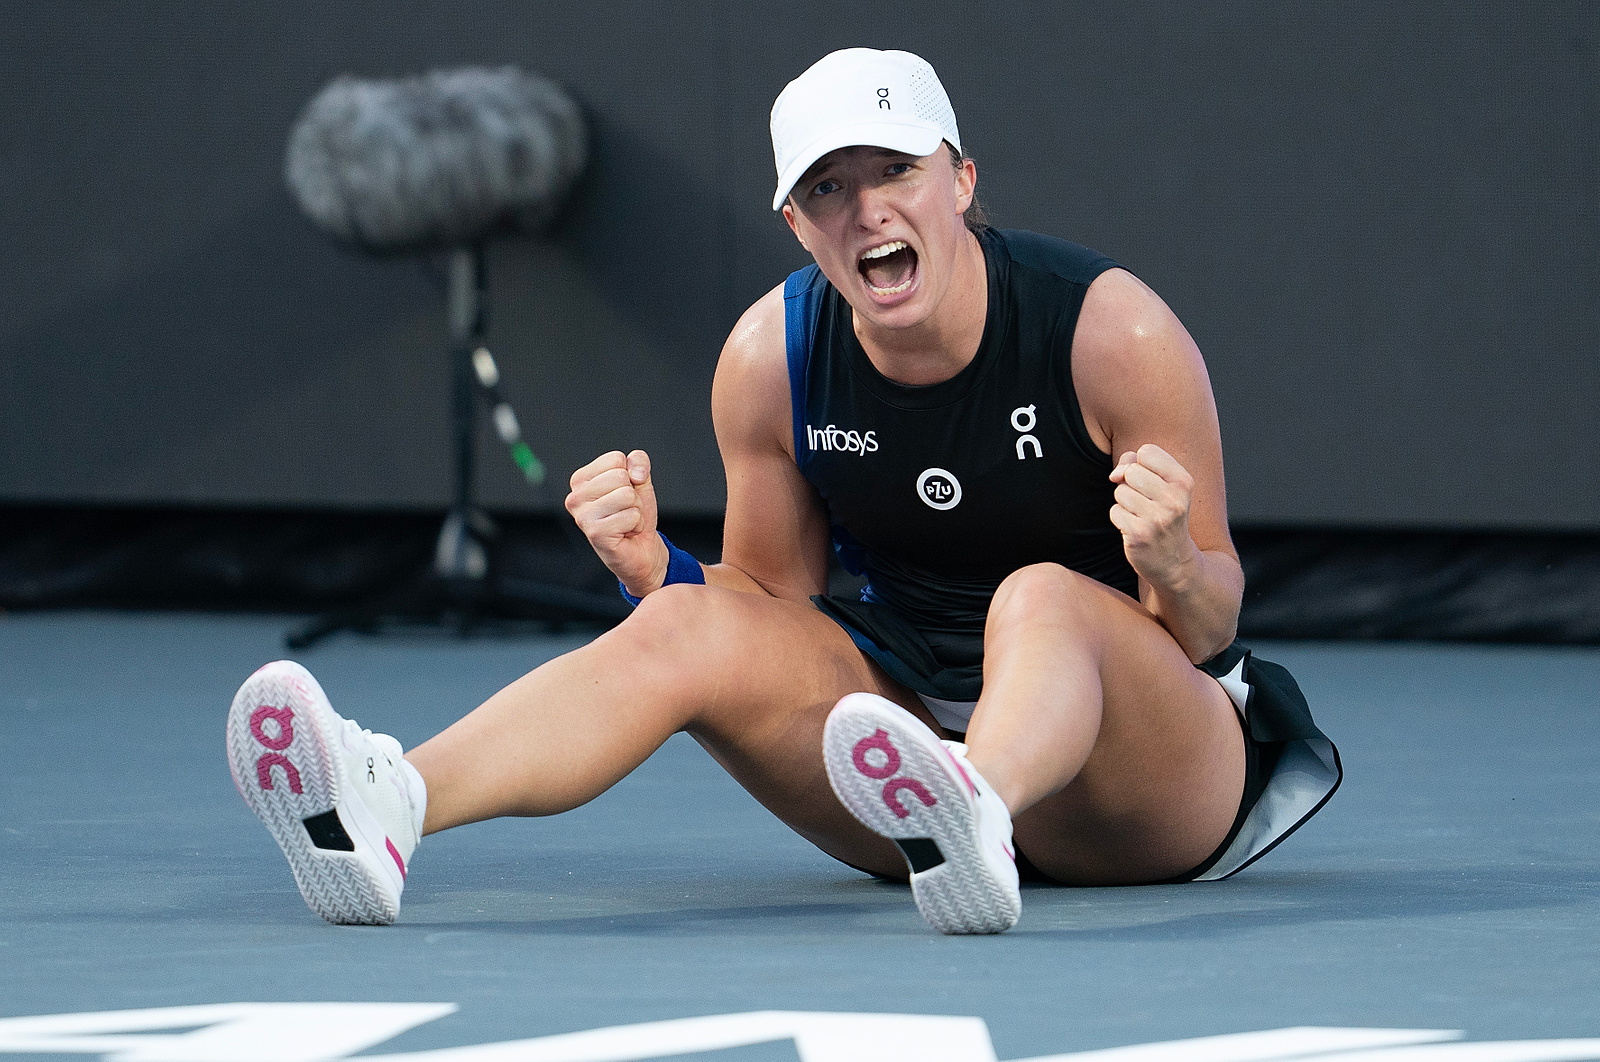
[0, 1005, 1597, 1062]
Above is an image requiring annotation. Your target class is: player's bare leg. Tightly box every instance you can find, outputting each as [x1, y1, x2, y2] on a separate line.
[405, 583, 937, 876]
[962, 562, 1245, 885]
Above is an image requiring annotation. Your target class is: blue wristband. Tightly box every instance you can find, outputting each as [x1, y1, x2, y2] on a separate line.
[619, 532, 705, 606]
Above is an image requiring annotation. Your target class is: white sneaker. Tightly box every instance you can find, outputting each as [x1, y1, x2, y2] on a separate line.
[823, 692, 1021, 934]
[226, 660, 426, 925]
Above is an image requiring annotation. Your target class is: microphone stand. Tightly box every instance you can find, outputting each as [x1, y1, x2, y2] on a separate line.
[285, 244, 631, 650]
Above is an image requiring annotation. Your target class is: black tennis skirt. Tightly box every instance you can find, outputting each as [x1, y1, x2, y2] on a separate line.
[813, 593, 1343, 882]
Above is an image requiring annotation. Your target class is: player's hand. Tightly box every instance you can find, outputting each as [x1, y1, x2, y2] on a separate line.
[566, 449, 668, 597]
[1108, 443, 1201, 591]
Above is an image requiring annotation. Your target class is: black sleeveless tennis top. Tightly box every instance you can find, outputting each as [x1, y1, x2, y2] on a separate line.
[785, 227, 1137, 665]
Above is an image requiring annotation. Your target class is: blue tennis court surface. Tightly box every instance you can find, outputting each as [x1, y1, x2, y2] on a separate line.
[3, 613, 1599, 1060]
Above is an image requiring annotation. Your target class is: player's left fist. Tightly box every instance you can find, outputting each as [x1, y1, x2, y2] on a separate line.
[1108, 443, 1199, 589]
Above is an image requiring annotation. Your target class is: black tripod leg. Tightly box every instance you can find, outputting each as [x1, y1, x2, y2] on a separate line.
[285, 613, 345, 651]
[284, 578, 444, 650]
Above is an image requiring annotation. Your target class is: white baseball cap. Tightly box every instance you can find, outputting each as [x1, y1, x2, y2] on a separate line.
[769, 48, 961, 211]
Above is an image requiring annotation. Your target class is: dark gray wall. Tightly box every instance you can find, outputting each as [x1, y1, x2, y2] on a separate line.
[3, 3, 1595, 527]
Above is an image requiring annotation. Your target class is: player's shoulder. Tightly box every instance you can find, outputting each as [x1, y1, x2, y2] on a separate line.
[1074, 262, 1204, 417]
[1078, 265, 1180, 355]
[989, 227, 1120, 288]
[720, 280, 788, 376]
[713, 279, 793, 439]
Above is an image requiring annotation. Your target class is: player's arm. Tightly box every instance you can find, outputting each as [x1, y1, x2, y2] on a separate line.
[1073, 268, 1243, 663]
[707, 283, 834, 600]
[565, 284, 830, 601]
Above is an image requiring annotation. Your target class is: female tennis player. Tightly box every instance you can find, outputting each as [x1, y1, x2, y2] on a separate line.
[226, 48, 1339, 934]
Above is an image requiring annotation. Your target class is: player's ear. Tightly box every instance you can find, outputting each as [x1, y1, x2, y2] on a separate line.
[781, 202, 809, 251]
[954, 157, 976, 214]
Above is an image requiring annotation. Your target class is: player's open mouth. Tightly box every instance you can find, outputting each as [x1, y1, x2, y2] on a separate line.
[858, 240, 918, 297]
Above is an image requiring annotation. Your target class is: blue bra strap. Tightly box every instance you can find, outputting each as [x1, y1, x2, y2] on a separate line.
[782, 264, 826, 466]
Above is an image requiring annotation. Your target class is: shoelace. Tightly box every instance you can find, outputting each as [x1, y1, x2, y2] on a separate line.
[341, 718, 391, 763]
[341, 719, 416, 830]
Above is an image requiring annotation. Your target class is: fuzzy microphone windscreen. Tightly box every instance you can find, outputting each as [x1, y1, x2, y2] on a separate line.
[285, 67, 588, 253]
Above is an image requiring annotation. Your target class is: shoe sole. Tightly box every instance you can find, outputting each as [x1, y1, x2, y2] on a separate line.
[226, 661, 401, 925]
[823, 694, 1020, 934]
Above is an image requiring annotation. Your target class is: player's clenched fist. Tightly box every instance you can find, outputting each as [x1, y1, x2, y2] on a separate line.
[1108, 443, 1200, 591]
[566, 450, 668, 598]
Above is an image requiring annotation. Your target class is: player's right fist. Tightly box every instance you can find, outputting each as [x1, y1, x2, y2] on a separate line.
[565, 449, 668, 598]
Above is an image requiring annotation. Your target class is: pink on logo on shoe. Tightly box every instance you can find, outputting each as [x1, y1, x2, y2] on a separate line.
[249, 705, 295, 751]
[256, 752, 303, 794]
[882, 777, 937, 819]
[850, 726, 940, 819]
[852, 729, 901, 779]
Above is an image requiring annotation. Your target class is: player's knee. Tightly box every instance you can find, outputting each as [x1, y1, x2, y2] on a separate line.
[633, 580, 715, 613]
[618, 585, 791, 714]
[990, 563, 1097, 632]
[617, 583, 742, 672]
[627, 582, 718, 638]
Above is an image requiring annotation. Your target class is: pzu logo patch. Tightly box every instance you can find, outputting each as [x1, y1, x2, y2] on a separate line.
[917, 468, 961, 510]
